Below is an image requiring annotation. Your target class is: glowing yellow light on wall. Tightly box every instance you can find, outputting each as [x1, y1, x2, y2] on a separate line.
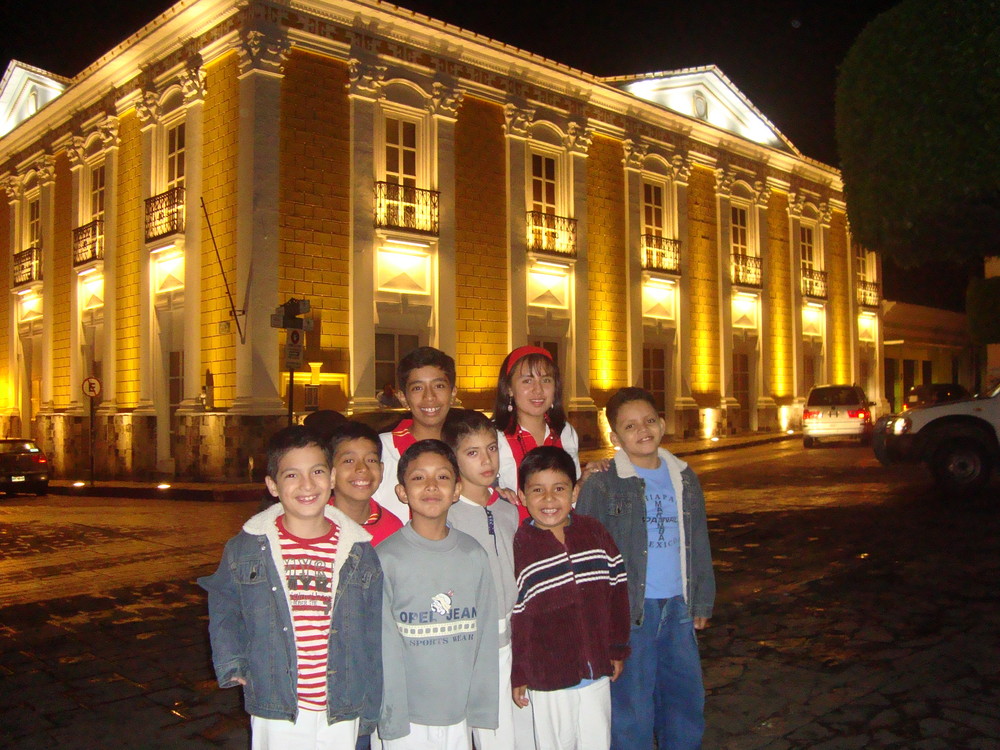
[732, 291, 758, 329]
[528, 260, 570, 309]
[153, 247, 185, 294]
[377, 241, 431, 295]
[858, 311, 877, 343]
[18, 290, 41, 321]
[802, 301, 824, 337]
[80, 273, 105, 311]
[642, 277, 676, 320]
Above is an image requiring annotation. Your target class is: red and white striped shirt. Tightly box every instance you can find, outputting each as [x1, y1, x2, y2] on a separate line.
[276, 515, 340, 710]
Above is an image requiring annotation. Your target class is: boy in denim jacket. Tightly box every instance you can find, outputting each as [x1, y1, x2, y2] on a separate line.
[576, 387, 715, 750]
[199, 425, 383, 749]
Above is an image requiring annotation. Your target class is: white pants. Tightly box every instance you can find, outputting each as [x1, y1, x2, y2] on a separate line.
[376, 720, 470, 750]
[529, 678, 611, 750]
[251, 711, 358, 750]
[474, 632, 518, 750]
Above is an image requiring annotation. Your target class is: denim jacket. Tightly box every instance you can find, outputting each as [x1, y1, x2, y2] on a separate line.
[576, 448, 715, 626]
[198, 503, 383, 733]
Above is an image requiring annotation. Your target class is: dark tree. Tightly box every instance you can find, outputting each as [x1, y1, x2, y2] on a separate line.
[835, 0, 1000, 268]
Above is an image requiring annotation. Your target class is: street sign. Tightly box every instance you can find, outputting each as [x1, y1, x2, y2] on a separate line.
[285, 328, 304, 370]
[82, 377, 102, 399]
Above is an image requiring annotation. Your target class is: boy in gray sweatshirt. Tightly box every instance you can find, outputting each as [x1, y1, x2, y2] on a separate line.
[376, 439, 499, 749]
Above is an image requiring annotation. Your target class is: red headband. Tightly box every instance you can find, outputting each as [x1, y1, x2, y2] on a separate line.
[505, 345, 553, 375]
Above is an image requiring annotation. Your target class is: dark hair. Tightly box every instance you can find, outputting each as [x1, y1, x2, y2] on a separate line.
[302, 409, 349, 443]
[492, 349, 566, 436]
[518, 445, 576, 491]
[441, 409, 495, 450]
[329, 421, 382, 459]
[397, 439, 460, 485]
[397, 346, 456, 391]
[266, 425, 332, 480]
[606, 387, 657, 432]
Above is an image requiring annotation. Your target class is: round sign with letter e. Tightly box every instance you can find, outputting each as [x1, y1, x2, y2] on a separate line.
[287, 329, 303, 346]
[82, 377, 103, 399]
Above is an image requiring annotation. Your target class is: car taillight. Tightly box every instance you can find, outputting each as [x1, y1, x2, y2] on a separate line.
[803, 409, 819, 420]
[33, 454, 48, 465]
[847, 408, 870, 421]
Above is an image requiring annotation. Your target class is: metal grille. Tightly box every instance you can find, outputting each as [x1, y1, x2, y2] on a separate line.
[857, 280, 879, 307]
[144, 187, 185, 242]
[13, 246, 42, 286]
[731, 253, 762, 287]
[801, 267, 829, 299]
[526, 211, 577, 256]
[641, 235, 681, 273]
[73, 219, 104, 266]
[374, 182, 439, 235]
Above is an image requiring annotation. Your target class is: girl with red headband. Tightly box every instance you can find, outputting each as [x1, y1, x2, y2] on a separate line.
[492, 346, 582, 493]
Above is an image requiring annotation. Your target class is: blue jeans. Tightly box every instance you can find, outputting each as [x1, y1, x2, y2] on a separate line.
[611, 596, 704, 750]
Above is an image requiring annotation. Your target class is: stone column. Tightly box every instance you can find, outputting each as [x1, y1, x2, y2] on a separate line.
[176, 60, 207, 414]
[503, 103, 535, 350]
[565, 122, 595, 416]
[346, 59, 386, 413]
[229, 26, 289, 415]
[428, 82, 464, 358]
[98, 117, 120, 414]
[621, 138, 647, 386]
[819, 201, 834, 385]
[714, 165, 738, 428]
[37, 155, 56, 414]
[672, 154, 698, 434]
[67, 138, 87, 415]
[754, 180, 776, 428]
[2, 177, 22, 423]
[134, 90, 160, 415]
[787, 192, 805, 404]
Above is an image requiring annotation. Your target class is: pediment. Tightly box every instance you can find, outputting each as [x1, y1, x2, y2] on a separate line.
[0, 61, 69, 138]
[606, 65, 797, 154]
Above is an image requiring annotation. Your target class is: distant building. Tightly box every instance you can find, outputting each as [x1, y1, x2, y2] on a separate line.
[0, 0, 883, 480]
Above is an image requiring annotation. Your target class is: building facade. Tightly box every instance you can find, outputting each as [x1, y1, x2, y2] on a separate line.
[0, 0, 883, 480]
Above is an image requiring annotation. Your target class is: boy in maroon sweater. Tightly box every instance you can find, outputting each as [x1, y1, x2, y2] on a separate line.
[511, 446, 630, 750]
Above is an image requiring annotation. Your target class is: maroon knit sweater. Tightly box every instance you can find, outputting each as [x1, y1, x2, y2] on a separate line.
[511, 514, 631, 691]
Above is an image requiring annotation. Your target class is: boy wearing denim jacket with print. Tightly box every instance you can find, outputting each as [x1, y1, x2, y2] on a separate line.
[199, 425, 383, 749]
[576, 387, 715, 750]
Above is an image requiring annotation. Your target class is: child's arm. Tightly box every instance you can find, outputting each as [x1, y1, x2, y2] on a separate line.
[684, 468, 716, 621]
[466, 548, 500, 730]
[602, 527, 632, 665]
[377, 566, 410, 741]
[512, 684, 529, 707]
[358, 545, 384, 737]
[197, 540, 249, 688]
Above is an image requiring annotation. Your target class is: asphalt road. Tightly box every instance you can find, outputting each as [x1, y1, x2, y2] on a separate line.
[0, 440, 997, 748]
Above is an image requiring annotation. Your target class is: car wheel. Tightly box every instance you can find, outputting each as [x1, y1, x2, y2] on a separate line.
[804, 436, 815, 449]
[930, 439, 992, 495]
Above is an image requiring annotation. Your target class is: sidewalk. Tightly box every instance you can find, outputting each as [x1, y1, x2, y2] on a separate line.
[47, 431, 798, 502]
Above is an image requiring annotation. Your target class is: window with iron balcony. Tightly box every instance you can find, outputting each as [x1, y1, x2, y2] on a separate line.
[527, 152, 575, 256]
[146, 121, 185, 243]
[857, 280, 879, 307]
[641, 235, 681, 273]
[13, 245, 42, 286]
[73, 220, 104, 266]
[731, 253, 762, 287]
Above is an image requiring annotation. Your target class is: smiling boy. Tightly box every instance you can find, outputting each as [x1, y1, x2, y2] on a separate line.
[376, 439, 499, 749]
[510, 446, 630, 750]
[373, 347, 458, 524]
[200, 425, 382, 749]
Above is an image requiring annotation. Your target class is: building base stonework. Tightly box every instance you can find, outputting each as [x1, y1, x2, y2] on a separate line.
[173, 413, 288, 481]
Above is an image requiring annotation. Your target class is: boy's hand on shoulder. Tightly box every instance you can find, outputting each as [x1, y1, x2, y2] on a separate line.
[580, 459, 610, 482]
[512, 685, 530, 708]
[497, 487, 520, 506]
[610, 659, 624, 682]
[694, 617, 710, 631]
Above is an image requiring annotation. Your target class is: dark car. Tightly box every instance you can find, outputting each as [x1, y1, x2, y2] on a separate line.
[903, 383, 970, 411]
[0, 439, 50, 495]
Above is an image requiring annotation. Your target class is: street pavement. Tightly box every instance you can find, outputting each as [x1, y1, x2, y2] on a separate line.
[1, 435, 998, 749]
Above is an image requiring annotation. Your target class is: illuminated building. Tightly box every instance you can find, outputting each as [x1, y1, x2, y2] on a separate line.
[0, 0, 883, 478]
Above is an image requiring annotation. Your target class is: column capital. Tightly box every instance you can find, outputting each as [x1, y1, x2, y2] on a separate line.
[1, 173, 21, 202]
[714, 165, 737, 197]
[787, 191, 805, 218]
[135, 89, 161, 126]
[622, 138, 648, 171]
[753, 179, 772, 208]
[98, 116, 120, 149]
[180, 57, 208, 103]
[238, 27, 290, 77]
[564, 121, 593, 155]
[670, 152, 692, 186]
[503, 102, 535, 139]
[426, 81, 464, 119]
[819, 201, 833, 227]
[66, 136, 88, 170]
[36, 154, 57, 185]
[346, 58, 386, 100]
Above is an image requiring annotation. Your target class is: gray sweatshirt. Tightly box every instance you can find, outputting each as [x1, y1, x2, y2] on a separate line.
[377, 524, 499, 740]
[448, 496, 519, 646]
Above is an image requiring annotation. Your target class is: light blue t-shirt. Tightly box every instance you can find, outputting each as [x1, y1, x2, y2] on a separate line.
[634, 460, 683, 599]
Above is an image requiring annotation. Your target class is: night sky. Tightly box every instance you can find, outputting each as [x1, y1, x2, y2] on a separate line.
[0, 0, 971, 308]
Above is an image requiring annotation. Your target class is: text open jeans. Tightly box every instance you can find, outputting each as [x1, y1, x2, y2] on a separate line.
[610, 596, 704, 750]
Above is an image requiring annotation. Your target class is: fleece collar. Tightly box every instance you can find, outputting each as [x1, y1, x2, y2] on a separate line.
[612, 446, 687, 480]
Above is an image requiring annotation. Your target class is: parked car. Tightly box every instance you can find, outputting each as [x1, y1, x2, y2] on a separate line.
[0, 439, 50, 496]
[802, 384, 874, 448]
[903, 383, 970, 410]
[874, 380, 1000, 495]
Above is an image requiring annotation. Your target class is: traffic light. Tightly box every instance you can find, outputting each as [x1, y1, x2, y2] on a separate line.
[270, 297, 314, 330]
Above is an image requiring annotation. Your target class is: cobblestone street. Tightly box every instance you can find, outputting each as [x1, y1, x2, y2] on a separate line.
[1, 441, 998, 748]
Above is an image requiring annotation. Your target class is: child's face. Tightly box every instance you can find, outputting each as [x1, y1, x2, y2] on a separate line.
[332, 437, 384, 505]
[454, 428, 500, 491]
[265, 444, 332, 525]
[395, 450, 461, 521]
[610, 399, 666, 462]
[400, 365, 456, 432]
[519, 468, 578, 533]
[510, 360, 555, 420]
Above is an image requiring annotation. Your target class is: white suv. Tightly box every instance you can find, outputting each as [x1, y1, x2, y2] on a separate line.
[802, 384, 874, 448]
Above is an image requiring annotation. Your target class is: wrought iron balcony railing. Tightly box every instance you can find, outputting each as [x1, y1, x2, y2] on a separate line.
[145, 186, 185, 242]
[802, 267, 828, 299]
[641, 235, 681, 274]
[526, 211, 577, 256]
[13, 245, 42, 286]
[374, 182, 440, 235]
[73, 219, 104, 266]
[857, 280, 879, 307]
[731, 253, 762, 287]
